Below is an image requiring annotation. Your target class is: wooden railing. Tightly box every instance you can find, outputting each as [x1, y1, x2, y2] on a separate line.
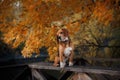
[28, 62, 120, 76]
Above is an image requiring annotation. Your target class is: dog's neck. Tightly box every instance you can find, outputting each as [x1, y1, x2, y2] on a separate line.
[58, 36, 71, 47]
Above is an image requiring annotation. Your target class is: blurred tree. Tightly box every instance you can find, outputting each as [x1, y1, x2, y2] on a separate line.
[0, 0, 119, 61]
[73, 0, 120, 60]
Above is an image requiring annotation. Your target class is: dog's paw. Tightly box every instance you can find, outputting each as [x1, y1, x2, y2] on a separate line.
[53, 63, 59, 67]
[60, 62, 66, 68]
[69, 62, 73, 66]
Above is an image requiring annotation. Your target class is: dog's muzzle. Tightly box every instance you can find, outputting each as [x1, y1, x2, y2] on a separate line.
[58, 36, 69, 42]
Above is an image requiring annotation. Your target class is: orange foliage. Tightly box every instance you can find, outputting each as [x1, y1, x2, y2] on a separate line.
[0, 0, 116, 60]
[93, 0, 113, 25]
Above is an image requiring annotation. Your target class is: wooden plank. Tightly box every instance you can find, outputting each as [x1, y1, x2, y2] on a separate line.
[31, 69, 47, 80]
[28, 62, 120, 76]
[58, 71, 73, 80]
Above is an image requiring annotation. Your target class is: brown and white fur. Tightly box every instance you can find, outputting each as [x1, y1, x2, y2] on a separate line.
[53, 28, 74, 68]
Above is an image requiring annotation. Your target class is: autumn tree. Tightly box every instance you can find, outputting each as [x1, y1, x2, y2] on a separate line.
[73, 0, 120, 60]
[0, 0, 120, 61]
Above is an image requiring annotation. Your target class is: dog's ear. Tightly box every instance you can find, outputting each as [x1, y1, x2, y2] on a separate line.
[56, 35, 59, 43]
[62, 28, 69, 37]
[56, 29, 62, 36]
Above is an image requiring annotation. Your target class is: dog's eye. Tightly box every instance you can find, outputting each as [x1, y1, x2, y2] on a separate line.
[60, 32, 63, 34]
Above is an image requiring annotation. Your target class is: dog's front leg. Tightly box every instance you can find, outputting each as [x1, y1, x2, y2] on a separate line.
[59, 45, 66, 68]
[68, 50, 74, 66]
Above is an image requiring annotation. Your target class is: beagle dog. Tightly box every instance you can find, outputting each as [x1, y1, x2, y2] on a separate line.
[53, 28, 74, 68]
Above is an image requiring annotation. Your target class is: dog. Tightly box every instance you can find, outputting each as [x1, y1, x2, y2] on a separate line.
[53, 28, 74, 68]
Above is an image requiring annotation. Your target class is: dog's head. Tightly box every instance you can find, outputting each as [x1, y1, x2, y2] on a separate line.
[56, 28, 69, 43]
[57, 28, 68, 36]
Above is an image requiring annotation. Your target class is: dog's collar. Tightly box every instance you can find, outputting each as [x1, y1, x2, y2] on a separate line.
[59, 36, 69, 42]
